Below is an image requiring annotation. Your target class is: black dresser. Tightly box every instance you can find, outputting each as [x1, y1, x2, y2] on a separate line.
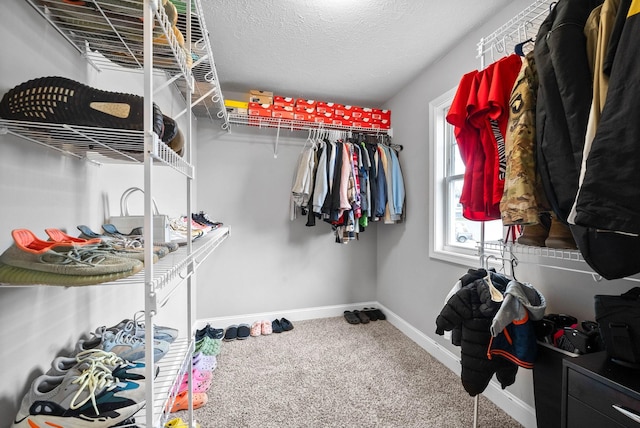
[562, 351, 640, 427]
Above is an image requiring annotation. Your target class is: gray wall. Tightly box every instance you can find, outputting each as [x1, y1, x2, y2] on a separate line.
[193, 123, 378, 318]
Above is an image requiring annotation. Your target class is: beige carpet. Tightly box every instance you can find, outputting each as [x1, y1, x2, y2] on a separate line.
[174, 316, 524, 428]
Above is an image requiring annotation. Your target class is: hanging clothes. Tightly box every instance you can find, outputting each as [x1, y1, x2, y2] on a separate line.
[488, 280, 547, 369]
[290, 145, 316, 221]
[500, 51, 550, 226]
[447, 54, 522, 221]
[533, 0, 603, 223]
[566, 0, 640, 280]
[291, 135, 405, 243]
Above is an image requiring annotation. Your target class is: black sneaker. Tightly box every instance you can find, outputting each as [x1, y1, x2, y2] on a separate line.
[0, 76, 164, 137]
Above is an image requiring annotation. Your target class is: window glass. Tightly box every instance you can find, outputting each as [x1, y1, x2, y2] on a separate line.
[429, 89, 503, 264]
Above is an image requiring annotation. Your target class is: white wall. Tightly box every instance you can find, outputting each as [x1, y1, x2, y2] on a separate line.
[0, 2, 191, 423]
[379, 0, 639, 422]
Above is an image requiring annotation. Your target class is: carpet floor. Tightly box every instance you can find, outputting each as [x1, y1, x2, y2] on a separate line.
[173, 316, 524, 427]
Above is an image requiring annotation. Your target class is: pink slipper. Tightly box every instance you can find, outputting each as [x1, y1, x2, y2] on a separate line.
[176, 368, 213, 394]
[261, 319, 273, 335]
[250, 321, 262, 337]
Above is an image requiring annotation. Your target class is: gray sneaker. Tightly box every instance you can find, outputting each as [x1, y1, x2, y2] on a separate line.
[77, 327, 170, 363]
[0, 229, 143, 286]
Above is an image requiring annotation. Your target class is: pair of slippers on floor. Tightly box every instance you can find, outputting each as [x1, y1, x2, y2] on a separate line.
[272, 318, 294, 333]
[344, 307, 386, 325]
[224, 318, 294, 340]
[223, 324, 250, 341]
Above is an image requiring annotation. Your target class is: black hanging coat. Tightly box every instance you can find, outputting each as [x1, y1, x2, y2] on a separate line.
[533, 0, 603, 223]
[435, 272, 518, 396]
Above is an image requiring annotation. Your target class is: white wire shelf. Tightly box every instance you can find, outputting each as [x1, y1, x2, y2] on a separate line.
[25, 0, 229, 126]
[477, 0, 555, 62]
[0, 226, 230, 292]
[0, 118, 193, 176]
[483, 240, 585, 262]
[113, 337, 194, 427]
[227, 113, 393, 135]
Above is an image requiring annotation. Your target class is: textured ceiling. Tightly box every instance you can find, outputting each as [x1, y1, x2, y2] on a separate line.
[201, 0, 512, 107]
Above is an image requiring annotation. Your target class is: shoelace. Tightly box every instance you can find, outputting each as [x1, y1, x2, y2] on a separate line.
[40, 246, 107, 267]
[75, 349, 133, 370]
[109, 328, 145, 346]
[70, 361, 119, 416]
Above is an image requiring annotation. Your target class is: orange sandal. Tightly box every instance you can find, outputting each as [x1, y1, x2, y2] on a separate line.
[167, 390, 208, 413]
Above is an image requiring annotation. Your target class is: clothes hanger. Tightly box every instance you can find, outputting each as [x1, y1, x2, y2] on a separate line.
[514, 38, 535, 56]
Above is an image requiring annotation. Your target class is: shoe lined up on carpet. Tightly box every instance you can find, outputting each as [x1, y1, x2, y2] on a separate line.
[344, 308, 386, 324]
[0, 76, 185, 158]
[222, 318, 293, 341]
[11, 310, 180, 428]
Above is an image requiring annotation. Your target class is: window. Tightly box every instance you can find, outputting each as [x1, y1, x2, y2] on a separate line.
[429, 88, 503, 265]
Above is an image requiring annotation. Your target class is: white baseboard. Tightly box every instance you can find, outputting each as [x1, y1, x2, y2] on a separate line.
[197, 302, 537, 428]
[195, 301, 378, 329]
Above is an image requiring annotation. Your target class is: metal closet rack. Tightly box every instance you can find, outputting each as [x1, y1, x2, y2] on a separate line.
[472, 1, 555, 427]
[477, 0, 556, 68]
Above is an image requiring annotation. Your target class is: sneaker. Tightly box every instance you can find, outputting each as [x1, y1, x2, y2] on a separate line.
[0, 76, 164, 136]
[102, 224, 170, 259]
[0, 229, 143, 286]
[195, 324, 224, 341]
[47, 227, 156, 264]
[102, 310, 179, 344]
[44, 228, 102, 246]
[78, 327, 170, 363]
[76, 225, 162, 263]
[169, 218, 205, 244]
[162, 115, 185, 156]
[194, 211, 222, 229]
[11, 360, 145, 428]
[47, 349, 149, 382]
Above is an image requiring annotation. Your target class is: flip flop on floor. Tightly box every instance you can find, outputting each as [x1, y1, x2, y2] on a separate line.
[344, 311, 360, 325]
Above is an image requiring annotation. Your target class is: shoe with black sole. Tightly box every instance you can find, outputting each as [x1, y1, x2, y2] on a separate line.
[0, 76, 164, 137]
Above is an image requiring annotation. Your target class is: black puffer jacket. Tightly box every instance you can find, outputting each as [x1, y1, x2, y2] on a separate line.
[435, 272, 517, 396]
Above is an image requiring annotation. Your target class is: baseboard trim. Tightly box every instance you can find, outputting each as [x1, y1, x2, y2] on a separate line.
[197, 302, 537, 428]
[195, 301, 378, 329]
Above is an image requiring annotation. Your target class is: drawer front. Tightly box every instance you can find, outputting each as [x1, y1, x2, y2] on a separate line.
[568, 369, 640, 427]
[567, 396, 625, 428]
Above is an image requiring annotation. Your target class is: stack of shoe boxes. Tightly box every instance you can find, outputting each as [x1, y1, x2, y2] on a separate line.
[229, 88, 392, 129]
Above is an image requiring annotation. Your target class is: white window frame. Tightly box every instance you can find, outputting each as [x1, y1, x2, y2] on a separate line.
[429, 88, 497, 266]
